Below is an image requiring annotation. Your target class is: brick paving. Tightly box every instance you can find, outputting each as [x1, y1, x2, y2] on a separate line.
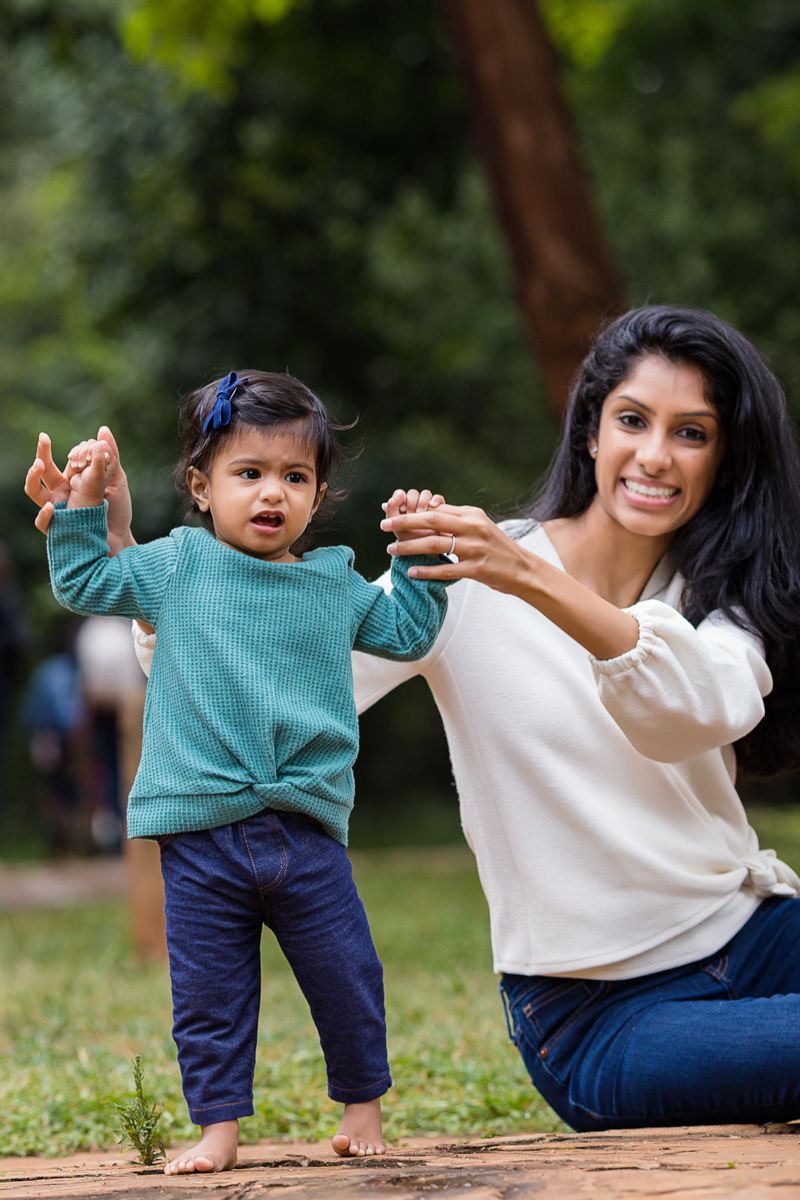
[2, 1127, 800, 1200]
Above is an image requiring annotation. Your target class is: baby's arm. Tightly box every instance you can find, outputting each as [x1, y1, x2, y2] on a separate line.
[48, 500, 176, 625]
[47, 444, 176, 623]
[350, 488, 451, 661]
[63, 436, 154, 635]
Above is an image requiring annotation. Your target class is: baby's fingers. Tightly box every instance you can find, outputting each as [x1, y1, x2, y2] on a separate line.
[68, 439, 99, 471]
[413, 490, 446, 513]
[382, 489, 408, 519]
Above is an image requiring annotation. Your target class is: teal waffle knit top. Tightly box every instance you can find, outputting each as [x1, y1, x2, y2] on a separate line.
[47, 502, 448, 844]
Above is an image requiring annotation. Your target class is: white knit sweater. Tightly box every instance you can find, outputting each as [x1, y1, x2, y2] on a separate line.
[133, 523, 799, 979]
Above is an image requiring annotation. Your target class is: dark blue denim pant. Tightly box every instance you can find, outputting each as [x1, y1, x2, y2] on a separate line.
[501, 896, 800, 1131]
[158, 809, 391, 1126]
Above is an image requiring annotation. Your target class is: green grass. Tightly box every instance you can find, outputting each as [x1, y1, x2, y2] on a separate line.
[6, 806, 794, 1159]
[746, 804, 800, 874]
[0, 846, 563, 1158]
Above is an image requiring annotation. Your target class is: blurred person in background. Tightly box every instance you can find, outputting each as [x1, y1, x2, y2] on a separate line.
[74, 615, 147, 851]
[20, 622, 87, 854]
[0, 540, 29, 852]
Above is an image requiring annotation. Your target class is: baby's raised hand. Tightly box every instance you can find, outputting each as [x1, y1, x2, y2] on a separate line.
[383, 489, 445, 543]
[66, 438, 119, 508]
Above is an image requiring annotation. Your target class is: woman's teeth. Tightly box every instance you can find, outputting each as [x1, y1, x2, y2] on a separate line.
[623, 479, 678, 498]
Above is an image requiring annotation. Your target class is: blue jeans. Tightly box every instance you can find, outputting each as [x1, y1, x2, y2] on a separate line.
[158, 809, 391, 1126]
[501, 896, 800, 1131]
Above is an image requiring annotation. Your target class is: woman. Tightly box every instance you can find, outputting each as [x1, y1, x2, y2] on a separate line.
[26, 305, 800, 1129]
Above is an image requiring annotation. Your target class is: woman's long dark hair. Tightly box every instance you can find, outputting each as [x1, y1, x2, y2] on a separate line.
[528, 305, 800, 776]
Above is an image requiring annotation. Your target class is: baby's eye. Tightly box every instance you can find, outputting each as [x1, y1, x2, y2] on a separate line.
[286, 472, 308, 484]
[240, 468, 261, 480]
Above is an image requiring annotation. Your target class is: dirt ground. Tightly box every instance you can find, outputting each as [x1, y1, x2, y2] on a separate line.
[2, 1126, 800, 1200]
[0, 858, 128, 910]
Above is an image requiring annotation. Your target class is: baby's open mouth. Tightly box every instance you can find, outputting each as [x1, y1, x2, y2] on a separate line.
[252, 513, 284, 528]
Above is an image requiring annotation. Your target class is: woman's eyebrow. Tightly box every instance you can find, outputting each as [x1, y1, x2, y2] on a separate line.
[616, 395, 720, 421]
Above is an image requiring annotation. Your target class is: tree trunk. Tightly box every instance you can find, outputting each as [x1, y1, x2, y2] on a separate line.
[441, 0, 625, 415]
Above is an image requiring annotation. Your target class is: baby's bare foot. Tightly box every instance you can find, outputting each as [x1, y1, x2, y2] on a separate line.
[332, 1098, 385, 1157]
[164, 1119, 239, 1175]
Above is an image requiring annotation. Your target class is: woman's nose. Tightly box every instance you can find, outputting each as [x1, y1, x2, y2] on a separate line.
[637, 430, 672, 474]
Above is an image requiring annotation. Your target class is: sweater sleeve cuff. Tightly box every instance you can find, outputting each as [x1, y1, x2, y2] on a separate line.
[389, 553, 452, 591]
[588, 607, 656, 676]
[50, 499, 109, 531]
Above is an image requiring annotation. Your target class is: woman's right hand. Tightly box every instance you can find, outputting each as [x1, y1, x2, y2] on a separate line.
[24, 432, 70, 534]
[25, 426, 135, 557]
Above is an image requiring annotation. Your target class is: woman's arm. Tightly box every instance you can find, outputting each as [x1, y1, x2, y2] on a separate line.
[592, 602, 772, 760]
[382, 502, 771, 759]
[381, 502, 639, 660]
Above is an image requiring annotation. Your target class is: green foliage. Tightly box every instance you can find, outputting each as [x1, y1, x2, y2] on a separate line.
[733, 65, 800, 183]
[554, 0, 800, 416]
[541, 0, 636, 68]
[122, 0, 299, 96]
[0, 0, 550, 840]
[112, 1055, 166, 1165]
[4, 0, 800, 839]
[0, 850, 563, 1156]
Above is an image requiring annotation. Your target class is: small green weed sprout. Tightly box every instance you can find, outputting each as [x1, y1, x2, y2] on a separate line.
[113, 1055, 166, 1165]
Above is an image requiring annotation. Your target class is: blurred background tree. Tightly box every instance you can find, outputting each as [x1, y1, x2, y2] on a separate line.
[2, 0, 800, 854]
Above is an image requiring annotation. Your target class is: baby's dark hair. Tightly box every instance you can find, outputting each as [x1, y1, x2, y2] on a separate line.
[174, 370, 348, 548]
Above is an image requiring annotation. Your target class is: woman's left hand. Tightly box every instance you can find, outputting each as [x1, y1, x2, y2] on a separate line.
[381, 503, 530, 594]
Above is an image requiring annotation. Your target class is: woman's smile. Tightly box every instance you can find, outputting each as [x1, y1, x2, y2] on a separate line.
[620, 476, 680, 505]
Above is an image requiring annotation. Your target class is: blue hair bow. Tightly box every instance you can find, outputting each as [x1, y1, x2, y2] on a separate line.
[203, 371, 248, 433]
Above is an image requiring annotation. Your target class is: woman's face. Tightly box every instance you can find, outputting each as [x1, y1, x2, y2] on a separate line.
[589, 354, 726, 543]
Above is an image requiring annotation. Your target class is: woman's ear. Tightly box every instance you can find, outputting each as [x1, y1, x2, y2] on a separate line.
[311, 481, 328, 516]
[187, 467, 210, 512]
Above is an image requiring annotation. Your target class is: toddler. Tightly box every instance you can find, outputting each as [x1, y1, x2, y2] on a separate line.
[43, 370, 449, 1174]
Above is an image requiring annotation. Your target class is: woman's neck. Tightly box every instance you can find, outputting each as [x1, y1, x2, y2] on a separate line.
[543, 505, 673, 608]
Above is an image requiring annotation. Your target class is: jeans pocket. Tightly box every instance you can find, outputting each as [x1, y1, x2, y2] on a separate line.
[503, 975, 610, 1088]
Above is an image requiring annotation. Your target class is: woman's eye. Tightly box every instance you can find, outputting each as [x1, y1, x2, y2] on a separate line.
[619, 412, 645, 429]
[679, 427, 708, 442]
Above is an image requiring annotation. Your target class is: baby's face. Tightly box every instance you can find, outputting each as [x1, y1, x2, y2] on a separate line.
[188, 424, 325, 562]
